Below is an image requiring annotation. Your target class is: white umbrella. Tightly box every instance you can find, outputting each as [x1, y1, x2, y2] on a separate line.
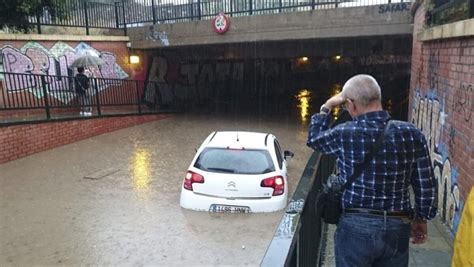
[70, 55, 105, 68]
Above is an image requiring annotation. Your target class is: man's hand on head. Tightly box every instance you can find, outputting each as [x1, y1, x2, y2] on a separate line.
[324, 92, 345, 110]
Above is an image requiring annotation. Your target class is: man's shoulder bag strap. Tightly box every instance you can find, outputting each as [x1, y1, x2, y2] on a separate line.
[340, 120, 393, 192]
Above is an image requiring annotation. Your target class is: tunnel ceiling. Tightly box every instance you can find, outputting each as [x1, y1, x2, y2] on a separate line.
[147, 35, 412, 61]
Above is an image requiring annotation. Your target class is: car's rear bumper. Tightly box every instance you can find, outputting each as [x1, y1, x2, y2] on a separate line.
[179, 189, 287, 213]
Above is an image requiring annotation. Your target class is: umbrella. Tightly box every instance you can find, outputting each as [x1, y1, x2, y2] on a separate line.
[70, 55, 105, 68]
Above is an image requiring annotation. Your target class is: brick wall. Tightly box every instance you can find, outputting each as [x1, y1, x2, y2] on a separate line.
[0, 114, 170, 164]
[409, 6, 473, 234]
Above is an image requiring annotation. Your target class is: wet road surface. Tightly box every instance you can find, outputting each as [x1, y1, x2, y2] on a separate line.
[0, 114, 313, 266]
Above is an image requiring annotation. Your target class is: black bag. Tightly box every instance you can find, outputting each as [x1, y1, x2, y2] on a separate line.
[315, 121, 392, 224]
[316, 174, 343, 224]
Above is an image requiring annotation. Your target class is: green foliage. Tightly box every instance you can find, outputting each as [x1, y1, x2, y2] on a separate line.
[426, 0, 471, 26]
[0, 0, 65, 33]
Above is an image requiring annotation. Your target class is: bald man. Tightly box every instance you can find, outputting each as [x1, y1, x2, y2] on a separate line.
[307, 74, 437, 267]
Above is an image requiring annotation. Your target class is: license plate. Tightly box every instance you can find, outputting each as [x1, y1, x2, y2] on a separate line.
[209, 204, 251, 214]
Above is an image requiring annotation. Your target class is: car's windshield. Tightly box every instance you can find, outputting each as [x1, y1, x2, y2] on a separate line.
[194, 148, 275, 174]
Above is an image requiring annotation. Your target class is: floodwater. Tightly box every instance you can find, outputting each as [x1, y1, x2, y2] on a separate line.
[0, 113, 314, 266]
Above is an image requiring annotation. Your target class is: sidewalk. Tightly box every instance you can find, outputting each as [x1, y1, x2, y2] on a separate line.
[321, 218, 453, 266]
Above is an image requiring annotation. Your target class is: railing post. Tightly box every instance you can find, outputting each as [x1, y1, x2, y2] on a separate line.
[197, 0, 201, 20]
[152, 0, 157, 24]
[311, 0, 315, 10]
[83, 0, 90, 35]
[40, 76, 51, 120]
[93, 78, 101, 116]
[36, 8, 42, 34]
[114, 2, 120, 28]
[249, 0, 253, 15]
[136, 81, 142, 114]
[190, 0, 194, 21]
[470, 0, 473, 19]
[122, 0, 127, 36]
[279, 0, 282, 13]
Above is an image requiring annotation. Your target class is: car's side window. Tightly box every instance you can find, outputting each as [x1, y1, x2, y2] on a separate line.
[274, 140, 283, 169]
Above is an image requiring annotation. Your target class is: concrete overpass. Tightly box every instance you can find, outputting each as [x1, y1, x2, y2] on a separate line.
[128, 3, 413, 49]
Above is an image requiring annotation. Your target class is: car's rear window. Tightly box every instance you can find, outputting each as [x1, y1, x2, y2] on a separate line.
[194, 148, 275, 174]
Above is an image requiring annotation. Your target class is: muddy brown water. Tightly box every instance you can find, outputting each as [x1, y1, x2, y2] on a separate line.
[0, 114, 314, 266]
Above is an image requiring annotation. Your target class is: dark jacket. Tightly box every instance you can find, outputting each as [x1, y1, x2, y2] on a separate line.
[75, 73, 90, 94]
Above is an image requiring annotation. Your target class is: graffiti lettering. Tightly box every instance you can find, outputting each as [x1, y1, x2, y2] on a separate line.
[359, 55, 410, 66]
[145, 26, 170, 46]
[0, 41, 128, 103]
[428, 51, 440, 90]
[453, 83, 472, 122]
[378, 3, 410, 13]
[144, 56, 246, 108]
[412, 93, 460, 231]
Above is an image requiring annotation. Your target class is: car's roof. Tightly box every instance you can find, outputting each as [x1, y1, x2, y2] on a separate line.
[205, 131, 273, 150]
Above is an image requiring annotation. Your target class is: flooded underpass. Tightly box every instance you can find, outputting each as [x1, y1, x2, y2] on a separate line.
[1, 35, 417, 265]
[0, 113, 314, 266]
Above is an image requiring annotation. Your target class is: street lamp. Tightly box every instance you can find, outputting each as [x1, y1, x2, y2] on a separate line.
[129, 55, 140, 64]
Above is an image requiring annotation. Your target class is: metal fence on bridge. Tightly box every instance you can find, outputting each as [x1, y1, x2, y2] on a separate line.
[0, 72, 178, 125]
[28, 0, 412, 35]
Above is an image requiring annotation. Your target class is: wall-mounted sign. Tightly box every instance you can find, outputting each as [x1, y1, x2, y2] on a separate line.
[212, 12, 230, 34]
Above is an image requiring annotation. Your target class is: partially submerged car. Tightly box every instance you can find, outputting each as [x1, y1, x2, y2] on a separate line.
[180, 131, 294, 213]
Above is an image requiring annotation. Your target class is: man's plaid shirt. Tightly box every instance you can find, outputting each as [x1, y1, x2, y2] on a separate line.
[307, 110, 437, 220]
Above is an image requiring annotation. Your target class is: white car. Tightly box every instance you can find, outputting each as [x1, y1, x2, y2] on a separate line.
[180, 131, 294, 213]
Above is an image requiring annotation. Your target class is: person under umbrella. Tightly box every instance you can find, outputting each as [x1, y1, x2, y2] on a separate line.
[75, 67, 92, 116]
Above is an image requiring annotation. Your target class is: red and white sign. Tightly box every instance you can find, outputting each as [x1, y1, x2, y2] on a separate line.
[212, 12, 230, 34]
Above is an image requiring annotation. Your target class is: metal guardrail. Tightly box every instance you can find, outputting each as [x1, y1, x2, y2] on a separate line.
[27, 0, 411, 35]
[261, 152, 336, 266]
[0, 72, 179, 125]
[261, 113, 349, 266]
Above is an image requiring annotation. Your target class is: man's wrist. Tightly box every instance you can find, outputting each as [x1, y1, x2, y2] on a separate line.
[320, 104, 330, 115]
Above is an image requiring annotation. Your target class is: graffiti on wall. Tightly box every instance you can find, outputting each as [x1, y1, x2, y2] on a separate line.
[144, 56, 252, 108]
[453, 83, 472, 123]
[0, 41, 128, 103]
[145, 26, 170, 46]
[411, 91, 461, 232]
[378, 2, 410, 13]
[411, 49, 473, 233]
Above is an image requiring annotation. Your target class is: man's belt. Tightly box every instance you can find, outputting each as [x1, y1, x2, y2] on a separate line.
[344, 208, 411, 218]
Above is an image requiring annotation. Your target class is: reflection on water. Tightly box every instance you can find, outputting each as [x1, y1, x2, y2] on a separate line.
[295, 89, 312, 123]
[330, 84, 343, 120]
[131, 148, 151, 190]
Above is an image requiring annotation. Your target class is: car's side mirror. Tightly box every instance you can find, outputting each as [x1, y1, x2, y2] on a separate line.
[284, 150, 294, 160]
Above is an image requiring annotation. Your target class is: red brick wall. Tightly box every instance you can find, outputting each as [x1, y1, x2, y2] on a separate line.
[409, 6, 473, 234]
[0, 114, 170, 164]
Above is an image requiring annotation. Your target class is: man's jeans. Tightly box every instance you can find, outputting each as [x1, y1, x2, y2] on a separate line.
[335, 213, 411, 267]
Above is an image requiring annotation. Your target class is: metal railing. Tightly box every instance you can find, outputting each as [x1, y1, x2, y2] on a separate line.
[27, 0, 411, 34]
[261, 113, 350, 266]
[261, 152, 336, 266]
[29, 0, 123, 35]
[0, 72, 179, 125]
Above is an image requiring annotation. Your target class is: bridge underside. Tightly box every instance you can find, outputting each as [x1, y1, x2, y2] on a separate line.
[129, 4, 412, 49]
[140, 34, 412, 121]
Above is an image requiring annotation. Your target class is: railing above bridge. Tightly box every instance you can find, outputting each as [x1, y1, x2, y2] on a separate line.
[27, 0, 412, 35]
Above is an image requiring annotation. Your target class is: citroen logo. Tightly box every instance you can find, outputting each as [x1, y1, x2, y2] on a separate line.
[227, 181, 236, 187]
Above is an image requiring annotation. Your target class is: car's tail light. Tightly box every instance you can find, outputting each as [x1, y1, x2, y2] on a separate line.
[260, 176, 285, 196]
[183, 171, 205, 191]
